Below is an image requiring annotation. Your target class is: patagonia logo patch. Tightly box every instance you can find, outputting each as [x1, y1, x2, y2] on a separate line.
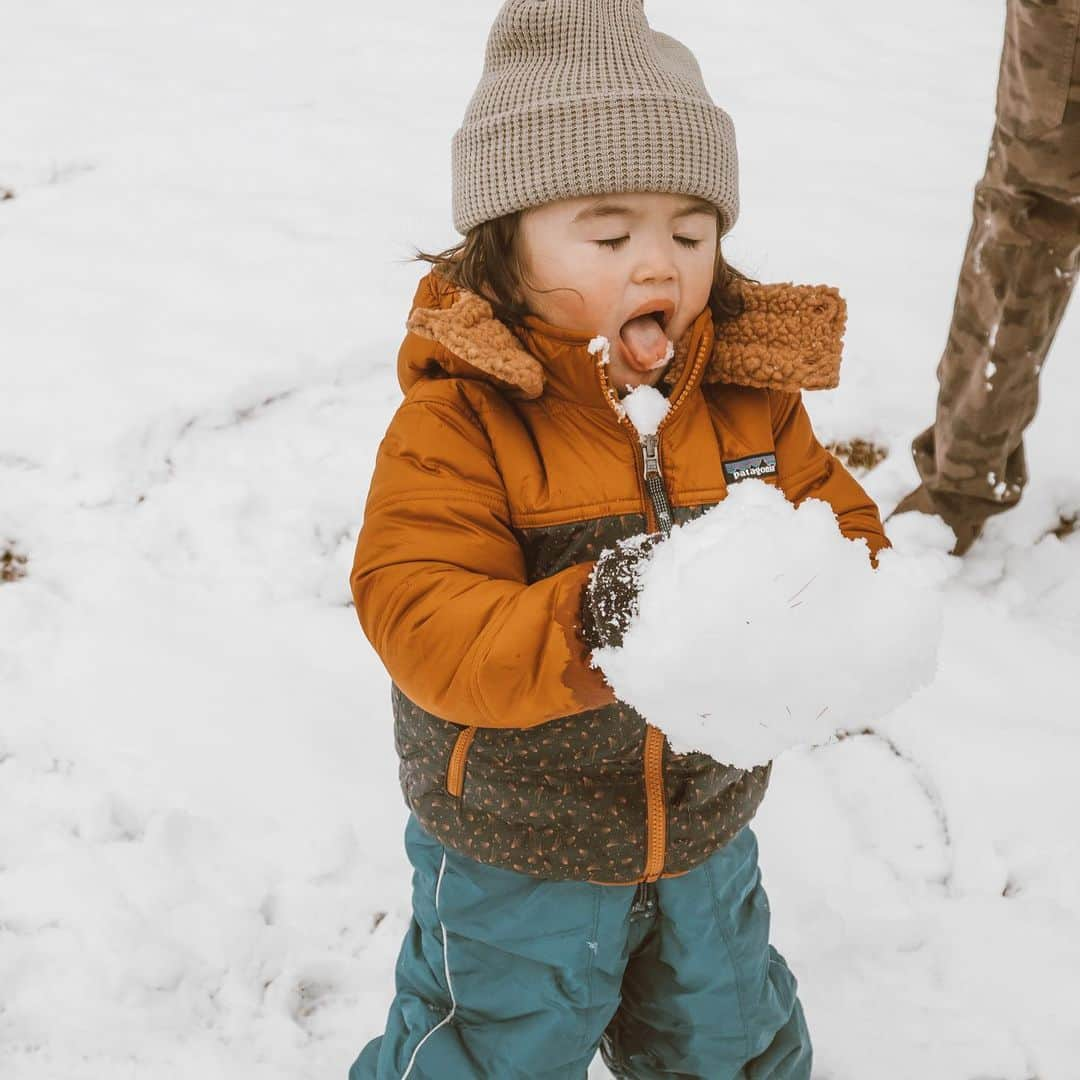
[723, 453, 778, 483]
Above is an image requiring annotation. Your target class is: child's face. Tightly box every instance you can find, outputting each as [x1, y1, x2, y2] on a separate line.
[516, 192, 718, 393]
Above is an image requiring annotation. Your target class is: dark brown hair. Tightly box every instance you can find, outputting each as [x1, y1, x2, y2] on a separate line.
[416, 209, 749, 330]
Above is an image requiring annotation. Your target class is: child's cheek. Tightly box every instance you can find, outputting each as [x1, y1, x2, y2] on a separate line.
[687, 258, 714, 307]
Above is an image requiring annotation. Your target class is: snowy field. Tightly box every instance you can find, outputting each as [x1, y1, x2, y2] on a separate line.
[3, 1, 1080, 1077]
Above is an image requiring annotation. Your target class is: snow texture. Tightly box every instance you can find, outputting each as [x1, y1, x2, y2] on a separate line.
[621, 385, 671, 437]
[593, 482, 944, 768]
[588, 335, 611, 364]
[3, 2, 1080, 1078]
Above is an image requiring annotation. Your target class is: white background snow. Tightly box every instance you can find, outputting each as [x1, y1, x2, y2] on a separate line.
[2, 1, 1079, 1076]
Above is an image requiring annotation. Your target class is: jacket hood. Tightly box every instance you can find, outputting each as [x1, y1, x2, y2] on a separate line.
[397, 271, 847, 400]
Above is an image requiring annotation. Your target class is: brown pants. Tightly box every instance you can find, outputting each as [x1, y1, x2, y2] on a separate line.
[914, 0, 1080, 516]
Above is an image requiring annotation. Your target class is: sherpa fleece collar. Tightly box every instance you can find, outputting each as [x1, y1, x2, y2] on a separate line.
[398, 272, 846, 400]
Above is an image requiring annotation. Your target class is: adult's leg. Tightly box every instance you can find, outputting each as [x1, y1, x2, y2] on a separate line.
[349, 817, 635, 1080]
[903, 0, 1080, 550]
[600, 828, 810, 1080]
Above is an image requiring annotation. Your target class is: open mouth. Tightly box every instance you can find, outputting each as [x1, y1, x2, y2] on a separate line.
[641, 309, 671, 330]
[619, 304, 675, 371]
[625, 300, 675, 330]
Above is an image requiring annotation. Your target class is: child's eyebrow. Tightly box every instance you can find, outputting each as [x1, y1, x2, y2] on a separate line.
[671, 201, 715, 220]
[571, 200, 635, 223]
[571, 199, 715, 224]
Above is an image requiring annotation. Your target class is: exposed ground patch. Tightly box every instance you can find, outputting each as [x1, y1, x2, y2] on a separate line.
[1050, 513, 1077, 540]
[2, 543, 28, 583]
[826, 438, 889, 473]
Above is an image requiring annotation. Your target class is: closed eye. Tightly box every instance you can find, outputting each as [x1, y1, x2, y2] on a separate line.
[596, 236, 630, 251]
[674, 235, 702, 248]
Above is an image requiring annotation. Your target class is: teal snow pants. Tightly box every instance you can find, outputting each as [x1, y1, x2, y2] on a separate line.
[349, 816, 810, 1080]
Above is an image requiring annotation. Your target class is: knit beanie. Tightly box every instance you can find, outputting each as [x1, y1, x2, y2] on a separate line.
[452, 0, 739, 236]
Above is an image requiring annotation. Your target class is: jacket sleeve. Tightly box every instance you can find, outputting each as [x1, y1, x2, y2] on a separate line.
[350, 393, 616, 729]
[770, 390, 890, 558]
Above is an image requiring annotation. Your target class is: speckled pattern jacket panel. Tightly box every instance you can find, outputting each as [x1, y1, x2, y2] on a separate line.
[393, 684, 771, 883]
[391, 503, 770, 884]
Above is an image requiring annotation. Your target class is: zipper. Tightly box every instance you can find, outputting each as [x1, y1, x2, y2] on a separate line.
[446, 726, 476, 797]
[641, 433, 674, 537]
[629, 881, 657, 918]
[594, 330, 712, 885]
[595, 332, 711, 532]
[641, 727, 667, 881]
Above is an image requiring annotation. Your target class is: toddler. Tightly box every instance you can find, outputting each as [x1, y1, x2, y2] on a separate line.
[349, 2, 888, 1076]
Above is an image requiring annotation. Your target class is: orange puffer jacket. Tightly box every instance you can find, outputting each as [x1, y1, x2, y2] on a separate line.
[352, 271, 888, 884]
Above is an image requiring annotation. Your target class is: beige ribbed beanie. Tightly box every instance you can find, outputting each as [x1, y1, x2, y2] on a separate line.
[452, 0, 739, 236]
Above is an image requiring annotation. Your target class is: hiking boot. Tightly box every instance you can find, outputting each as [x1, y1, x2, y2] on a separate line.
[889, 483, 996, 556]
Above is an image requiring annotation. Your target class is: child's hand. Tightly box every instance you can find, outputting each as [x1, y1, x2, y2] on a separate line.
[580, 534, 661, 650]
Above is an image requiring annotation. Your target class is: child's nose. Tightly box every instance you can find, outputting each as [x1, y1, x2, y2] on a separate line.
[631, 241, 677, 284]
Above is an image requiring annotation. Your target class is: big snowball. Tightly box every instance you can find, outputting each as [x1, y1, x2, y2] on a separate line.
[591, 480, 943, 768]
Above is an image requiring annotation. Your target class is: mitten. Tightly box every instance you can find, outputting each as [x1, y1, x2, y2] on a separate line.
[579, 534, 660, 651]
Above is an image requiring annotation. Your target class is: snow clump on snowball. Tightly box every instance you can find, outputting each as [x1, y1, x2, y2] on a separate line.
[591, 480, 943, 768]
[621, 385, 670, 437]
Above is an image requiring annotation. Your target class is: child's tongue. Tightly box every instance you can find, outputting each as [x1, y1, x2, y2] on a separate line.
[619, 314, 671, 371]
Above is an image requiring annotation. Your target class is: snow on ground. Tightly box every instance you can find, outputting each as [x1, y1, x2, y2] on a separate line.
[2, 1, 1079, 1077]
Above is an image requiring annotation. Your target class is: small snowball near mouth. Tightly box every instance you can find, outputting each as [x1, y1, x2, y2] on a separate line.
[620, 315, 672, 371]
